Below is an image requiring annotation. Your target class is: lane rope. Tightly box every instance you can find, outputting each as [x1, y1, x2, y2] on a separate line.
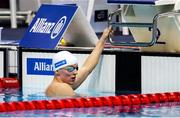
[0, 78, 179, 112]
[0, 78, 19, 88]
[0, 91, 179, 112]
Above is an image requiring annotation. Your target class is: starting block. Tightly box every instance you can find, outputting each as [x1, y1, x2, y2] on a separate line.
[107, 0, 175, 5]
[20, 4, 98, 49]
[107, 0, 156, 5]
[107, 0, 180, 52]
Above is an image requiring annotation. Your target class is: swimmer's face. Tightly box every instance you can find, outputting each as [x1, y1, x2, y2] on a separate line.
[56, 64, 78, 85]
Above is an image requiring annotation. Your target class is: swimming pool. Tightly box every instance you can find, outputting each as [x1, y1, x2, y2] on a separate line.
[0, 88, 180, 117]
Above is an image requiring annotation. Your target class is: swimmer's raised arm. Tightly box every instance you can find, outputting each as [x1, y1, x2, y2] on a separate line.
[72, 26, 113, 89]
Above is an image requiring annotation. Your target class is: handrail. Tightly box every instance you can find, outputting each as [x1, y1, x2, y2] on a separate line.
[108, 9, 180, 47]
[0, 10, 34, 25]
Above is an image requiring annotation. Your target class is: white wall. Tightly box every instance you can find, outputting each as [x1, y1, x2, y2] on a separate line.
[9, 50, 17, 74]
[22, 51, 115, 94]
[0, 51, 4, 77]
[141, 56, 180, 93]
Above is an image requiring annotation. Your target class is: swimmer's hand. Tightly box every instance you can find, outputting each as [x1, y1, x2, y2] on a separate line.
[100, 26, 113, 41]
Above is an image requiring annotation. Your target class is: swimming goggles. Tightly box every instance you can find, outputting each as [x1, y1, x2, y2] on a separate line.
[64, 66, 78, 72]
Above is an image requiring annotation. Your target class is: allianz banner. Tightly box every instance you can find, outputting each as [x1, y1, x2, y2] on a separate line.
[20, 4, 78, 49]
[27, 58, 54, 75]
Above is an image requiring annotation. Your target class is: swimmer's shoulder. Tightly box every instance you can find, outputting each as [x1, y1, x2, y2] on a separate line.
[46, 82, 75, 97]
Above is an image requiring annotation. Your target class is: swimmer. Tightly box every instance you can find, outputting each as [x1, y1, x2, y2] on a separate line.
[45, 26, 113, 97]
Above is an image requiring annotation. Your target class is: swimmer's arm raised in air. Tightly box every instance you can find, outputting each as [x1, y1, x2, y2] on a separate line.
[72, 26, 113, 89]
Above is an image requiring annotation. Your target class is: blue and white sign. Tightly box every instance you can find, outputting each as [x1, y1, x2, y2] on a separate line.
[107, 0, 156, 4]
[20, 4, 78, 49]
[27, 58, 54, 75]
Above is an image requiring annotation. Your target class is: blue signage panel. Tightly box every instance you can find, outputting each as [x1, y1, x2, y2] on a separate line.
[27, 58, 54, 75]
[20, 4, 78, 49]
[107, 0, 156, 4]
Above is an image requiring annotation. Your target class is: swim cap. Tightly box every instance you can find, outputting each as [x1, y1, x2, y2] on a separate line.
[53, 51, 78, 71]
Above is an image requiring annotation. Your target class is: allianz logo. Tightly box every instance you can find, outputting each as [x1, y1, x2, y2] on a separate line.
[34, 62, 53, 71]
[29, 16, 67, 39]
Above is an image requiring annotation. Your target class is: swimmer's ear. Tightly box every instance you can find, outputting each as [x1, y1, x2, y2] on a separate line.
[55, 70, 59, 75]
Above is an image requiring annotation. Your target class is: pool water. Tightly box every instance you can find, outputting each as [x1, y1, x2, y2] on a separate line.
[0, 88, 180, 117]
[0, 88, 115, 102]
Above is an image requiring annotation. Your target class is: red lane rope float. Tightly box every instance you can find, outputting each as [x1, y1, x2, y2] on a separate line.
[0, 92, 179, 112]
[0, 78, 19, 88]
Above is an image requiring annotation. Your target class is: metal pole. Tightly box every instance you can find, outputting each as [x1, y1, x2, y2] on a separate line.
[87, 0, 95, 22]
[121, 5, 129, 35]
[10, 0, 17, 28]
[0, 27, 3, 42]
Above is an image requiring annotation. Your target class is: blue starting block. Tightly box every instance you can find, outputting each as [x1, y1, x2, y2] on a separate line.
[20, 4, 98, 49]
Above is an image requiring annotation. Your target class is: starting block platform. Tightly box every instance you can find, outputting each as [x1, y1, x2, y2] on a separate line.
[19, 4, 98, 49]
[107, 0, 175, 5]
[107, 0, 180, 52]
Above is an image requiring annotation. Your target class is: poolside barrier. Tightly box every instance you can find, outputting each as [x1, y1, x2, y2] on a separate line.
[0, 91, 179, 112]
